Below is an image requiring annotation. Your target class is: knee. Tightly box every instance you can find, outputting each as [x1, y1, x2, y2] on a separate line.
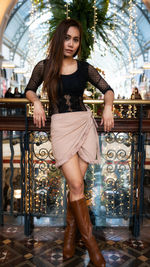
[70, 182, 84, 195]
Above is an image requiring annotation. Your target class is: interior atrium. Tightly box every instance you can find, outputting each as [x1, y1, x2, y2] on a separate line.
[0, 1, 150, 267]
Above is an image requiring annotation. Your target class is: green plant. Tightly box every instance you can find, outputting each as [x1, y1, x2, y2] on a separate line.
[33, 0, 130, 61]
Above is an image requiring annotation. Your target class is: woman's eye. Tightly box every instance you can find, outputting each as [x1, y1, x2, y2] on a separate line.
[74, 38, 79, 42]
[65, 36, 70, 40]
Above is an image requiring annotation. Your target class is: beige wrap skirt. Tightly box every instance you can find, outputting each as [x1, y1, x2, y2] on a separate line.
[50, 108, 100, 168]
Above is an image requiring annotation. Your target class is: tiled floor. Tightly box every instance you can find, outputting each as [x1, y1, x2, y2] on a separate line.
[0, 224, 150, 267]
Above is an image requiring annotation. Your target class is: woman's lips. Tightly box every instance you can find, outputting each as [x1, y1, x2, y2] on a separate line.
[65, 49, 73, 53]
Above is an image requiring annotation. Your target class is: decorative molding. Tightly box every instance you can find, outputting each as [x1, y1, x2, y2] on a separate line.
[0, 0, 18, 54]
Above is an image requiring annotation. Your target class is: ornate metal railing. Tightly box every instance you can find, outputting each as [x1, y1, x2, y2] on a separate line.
[0, 98, 150, 237]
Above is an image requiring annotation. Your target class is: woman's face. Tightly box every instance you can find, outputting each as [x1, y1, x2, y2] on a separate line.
[64, 26, 80, 58]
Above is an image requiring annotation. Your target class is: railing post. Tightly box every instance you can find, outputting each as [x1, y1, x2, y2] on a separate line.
[9, 131, 14, 214]
[20, 131, 25, 213]
[24, 104, 33, 236]
[24, 214, 33, 236]
[132, 104, 145, 237]
[0, 131, 4, 225]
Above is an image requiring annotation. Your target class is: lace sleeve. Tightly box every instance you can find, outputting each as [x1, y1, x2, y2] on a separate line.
[87, 63, 114, 94]
[25, 60, 45, 94]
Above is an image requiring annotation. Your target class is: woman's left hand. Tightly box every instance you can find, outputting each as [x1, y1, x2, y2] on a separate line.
[100, 105, 114, 132]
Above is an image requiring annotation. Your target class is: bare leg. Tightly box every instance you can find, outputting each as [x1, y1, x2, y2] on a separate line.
[61, 154, 85, 201]
[78, 156, 88, 178]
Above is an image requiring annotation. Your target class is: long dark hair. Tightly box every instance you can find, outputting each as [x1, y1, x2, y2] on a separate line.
[43, 19, 82, 104]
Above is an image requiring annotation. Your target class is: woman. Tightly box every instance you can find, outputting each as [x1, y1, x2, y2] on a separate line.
[131, 87, 142, 100]
[25, 19, 114, 267]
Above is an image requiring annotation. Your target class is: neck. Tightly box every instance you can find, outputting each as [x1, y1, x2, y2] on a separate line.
[63, 57, 75, 66]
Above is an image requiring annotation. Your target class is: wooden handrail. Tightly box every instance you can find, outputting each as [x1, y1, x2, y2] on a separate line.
[0, 116, 150, 132]
[0, 98, 150, 104]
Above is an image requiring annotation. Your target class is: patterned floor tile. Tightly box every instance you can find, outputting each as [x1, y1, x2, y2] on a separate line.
[123, 239, 150, 253]
[15, 261, 36, 267]
[19, 237, 47, 250]
[0, 245, 21, 266]
[24, 253, 34, 260]
[2, 239, 11, 245]
[0, 225, 150, 267]
[39, 245, 64, 266]
[0, 235, 9, 247]
[138, 255, 149, 262]
[102, 248, 134, 267]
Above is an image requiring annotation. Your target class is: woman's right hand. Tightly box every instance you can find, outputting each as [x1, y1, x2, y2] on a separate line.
[33, 100, 46, 128]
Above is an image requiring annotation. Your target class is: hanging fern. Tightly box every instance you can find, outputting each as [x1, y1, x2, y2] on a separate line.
[33, 0, 130, 60]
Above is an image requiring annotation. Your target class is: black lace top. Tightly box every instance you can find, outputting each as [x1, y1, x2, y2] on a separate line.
[25, 59, 114, 115]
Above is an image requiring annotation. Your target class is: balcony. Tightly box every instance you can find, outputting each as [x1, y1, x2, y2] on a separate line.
[0, 99, 150, 237]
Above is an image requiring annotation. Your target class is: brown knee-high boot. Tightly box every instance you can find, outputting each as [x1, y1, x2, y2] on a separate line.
[63, 193, 77, 259]
[70, 197, 106, 267]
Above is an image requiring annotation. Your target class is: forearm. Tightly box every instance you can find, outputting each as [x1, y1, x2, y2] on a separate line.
[26, 90, 46, 128]
[104, 90, 114, 108]
[101, 90, 114, 132]
[26, 90, 40, 104]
